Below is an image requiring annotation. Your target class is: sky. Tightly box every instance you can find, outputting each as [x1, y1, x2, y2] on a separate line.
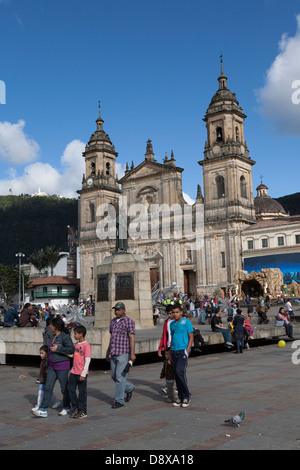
[0, 0, 300, 202]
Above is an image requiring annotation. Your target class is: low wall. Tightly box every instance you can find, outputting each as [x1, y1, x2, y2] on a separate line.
[1, 323, 300, 360]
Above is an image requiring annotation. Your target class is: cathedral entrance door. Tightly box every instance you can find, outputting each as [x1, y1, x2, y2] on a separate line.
[150, 268, 159, 290]
[183, 270, 196, 297]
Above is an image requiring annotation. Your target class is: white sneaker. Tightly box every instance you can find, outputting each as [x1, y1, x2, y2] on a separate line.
[181, 399, 191, 408]
[172, 400, 182, 407]
[32, 409, 48, 418]
[51, 400, 61, 409]
[31, 405, 39, 412]
[58, 408, 71, 416]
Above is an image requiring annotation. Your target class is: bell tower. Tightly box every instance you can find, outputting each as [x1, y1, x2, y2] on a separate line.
[199, 57, 256, 225]
[197, 58, 256, 291]
[77, 104, 121, 301]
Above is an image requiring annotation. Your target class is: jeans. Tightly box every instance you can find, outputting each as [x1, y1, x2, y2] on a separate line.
[68, 373, 88, 412]
[171, 349, 191, 402]
[285, 323, 294, 338]
[110, 353, 134, 405]
[40, 368, 70, 411]
[214, 326, 232, 344]
[201, 312, 207, 323]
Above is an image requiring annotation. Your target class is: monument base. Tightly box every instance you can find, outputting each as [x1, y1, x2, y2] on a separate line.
[95, 252, 154, 329]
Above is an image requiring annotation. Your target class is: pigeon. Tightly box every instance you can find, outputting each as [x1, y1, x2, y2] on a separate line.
[224, 410, 246, 427]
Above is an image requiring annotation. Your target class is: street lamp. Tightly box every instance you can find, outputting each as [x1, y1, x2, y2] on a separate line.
[15, 252, 25, 309]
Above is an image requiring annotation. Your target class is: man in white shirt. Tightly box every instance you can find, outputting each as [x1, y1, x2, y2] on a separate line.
[285, 299, 294, 315]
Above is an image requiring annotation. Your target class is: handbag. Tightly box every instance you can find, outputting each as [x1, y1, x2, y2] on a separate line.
[276, 320, 284, 327]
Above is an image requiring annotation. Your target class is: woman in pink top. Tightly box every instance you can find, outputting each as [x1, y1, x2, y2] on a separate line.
[277, 307, 294, 340]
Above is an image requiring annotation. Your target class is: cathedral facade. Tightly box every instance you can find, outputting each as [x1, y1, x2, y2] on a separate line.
[77, 63, 300, 301]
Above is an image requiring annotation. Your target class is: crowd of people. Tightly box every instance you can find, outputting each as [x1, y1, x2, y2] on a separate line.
[155, 291, 297, 354]
[0, 290, 297, 417]
[0, 300, 95, 328]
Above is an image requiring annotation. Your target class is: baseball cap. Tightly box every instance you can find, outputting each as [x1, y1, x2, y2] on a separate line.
[112, 302, 126, 310]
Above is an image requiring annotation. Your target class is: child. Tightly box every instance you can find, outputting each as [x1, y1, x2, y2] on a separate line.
[32, 345, 60, 412]
[158, 305, 178, 403]
[68, 325, 92, 419]
[244, 314, 254, 338]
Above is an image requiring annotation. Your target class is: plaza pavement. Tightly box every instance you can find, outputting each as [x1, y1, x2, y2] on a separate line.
[1, 312, 300, 452]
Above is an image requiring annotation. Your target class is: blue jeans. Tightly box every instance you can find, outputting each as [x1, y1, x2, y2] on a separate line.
[68, 373, 88, 413]
[214, 326, 232, 343]
[110, 353, 134, 405]
[171, 349, 191, 402]
[40, 368, 70, 411]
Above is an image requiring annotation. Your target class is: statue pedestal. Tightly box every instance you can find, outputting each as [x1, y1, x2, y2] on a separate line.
[95, 252, 154, 328]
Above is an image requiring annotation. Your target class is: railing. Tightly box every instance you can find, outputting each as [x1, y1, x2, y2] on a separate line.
[30, 290, 78, 300]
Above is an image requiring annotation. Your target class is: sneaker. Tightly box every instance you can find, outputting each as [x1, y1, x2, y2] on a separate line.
[32, 409, 48, 418]
[58, 408, 71, 416]
[172, 400, 182, 407]
[161, 387, 167, 394]
[73, 410, 87, 419]
[51, 400, 61, 409]
[181, 399, 191, 408]
[31, 405, 39, 412]
[69, 408, 79, 418]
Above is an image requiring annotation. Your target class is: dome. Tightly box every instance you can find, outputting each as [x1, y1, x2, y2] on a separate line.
[209, 86, 239, 106]
[254, 183, 287, 219]
[88, 129, 112, 145]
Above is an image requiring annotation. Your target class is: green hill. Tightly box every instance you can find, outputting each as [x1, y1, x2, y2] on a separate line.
[275, 193, 300, 216]
[0, 195, 78, 265]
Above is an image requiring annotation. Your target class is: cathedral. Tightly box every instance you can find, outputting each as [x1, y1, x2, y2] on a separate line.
[77, 61, 300, 302]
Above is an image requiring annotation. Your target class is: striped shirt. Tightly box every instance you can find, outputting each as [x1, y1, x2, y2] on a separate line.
[109, 315, 135, 356]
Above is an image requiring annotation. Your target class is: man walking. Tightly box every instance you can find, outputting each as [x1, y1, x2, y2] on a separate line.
[169, 303, 194, 408]
[106, 302, 136, 408]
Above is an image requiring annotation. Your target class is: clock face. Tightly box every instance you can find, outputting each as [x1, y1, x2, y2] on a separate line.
[212, 145, 220, 155]
[87, 178, 93, 186]
[240, 145, 245, 155]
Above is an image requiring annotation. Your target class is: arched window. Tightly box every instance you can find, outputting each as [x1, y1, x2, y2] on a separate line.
[216, 175, 225, 199]
[216, 127, 223, 142]
[106, 162, 110, 176]
[236, 126, 240, 142]
[89, 202, 95, 223]
[240, 175, 247, 198]
[91, 162, 96, 176]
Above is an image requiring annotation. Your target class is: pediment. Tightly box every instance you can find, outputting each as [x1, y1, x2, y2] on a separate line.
[119, 160, 183, 184]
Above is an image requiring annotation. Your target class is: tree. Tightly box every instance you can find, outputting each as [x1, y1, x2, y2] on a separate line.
[0, 264, 29, 308]
[43, 246, 68, 276]
[27, 249, 47, 275]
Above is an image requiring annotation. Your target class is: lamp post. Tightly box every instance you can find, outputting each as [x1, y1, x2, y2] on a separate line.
[15, 252, 25, 309]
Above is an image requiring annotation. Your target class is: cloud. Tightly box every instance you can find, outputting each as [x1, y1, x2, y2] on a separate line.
[0, 139, 85, 198]
[0, 120, 40, 164]
[183, 192, 195, 205]
[257, 14, 300, 135]
[0, 138, 129, 198]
